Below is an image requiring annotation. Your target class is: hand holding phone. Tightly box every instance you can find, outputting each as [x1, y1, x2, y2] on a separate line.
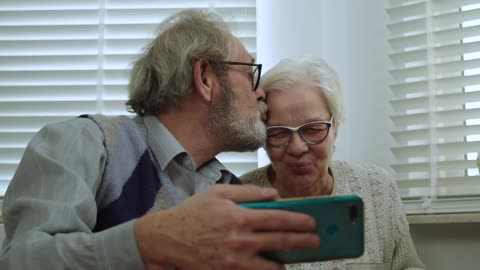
[240, 194, 364, 264]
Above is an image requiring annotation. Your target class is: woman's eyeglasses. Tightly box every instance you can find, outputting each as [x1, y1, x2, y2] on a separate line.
[266, 116, 334, 148]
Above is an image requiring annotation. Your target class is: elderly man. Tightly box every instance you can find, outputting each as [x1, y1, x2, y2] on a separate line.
[1, 9, 319, 270]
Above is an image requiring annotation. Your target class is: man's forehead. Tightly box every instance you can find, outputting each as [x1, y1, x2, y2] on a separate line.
[237, 51, 255, 64]
[231, 37, 255, 63]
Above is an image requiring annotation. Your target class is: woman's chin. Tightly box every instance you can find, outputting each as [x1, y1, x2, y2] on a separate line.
[287, 164, 314, 175]
[282, 176, 316, 192]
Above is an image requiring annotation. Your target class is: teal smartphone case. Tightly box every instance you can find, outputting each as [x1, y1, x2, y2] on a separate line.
[240, 194, 364, 264]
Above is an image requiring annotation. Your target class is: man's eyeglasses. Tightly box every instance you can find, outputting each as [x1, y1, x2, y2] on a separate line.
[222, 61, 262, 91]
[266, 116, 334, 148]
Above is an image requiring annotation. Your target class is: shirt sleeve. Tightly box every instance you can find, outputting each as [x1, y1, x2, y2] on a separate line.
[0, 118, 145, 270]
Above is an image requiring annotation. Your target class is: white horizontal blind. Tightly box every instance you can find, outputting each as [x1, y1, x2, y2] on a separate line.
[387, 0, 480, 213]
[0, 0, 258, 196]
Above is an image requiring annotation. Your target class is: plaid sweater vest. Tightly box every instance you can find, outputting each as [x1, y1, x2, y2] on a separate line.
[79, 115, 241, 232]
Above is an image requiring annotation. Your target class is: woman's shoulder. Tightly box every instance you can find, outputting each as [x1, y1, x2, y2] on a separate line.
[331, 160, 396, 188]
[332, 160, 402, 218]
[239, 165, 272, 187]
[333, 159, 391, 176]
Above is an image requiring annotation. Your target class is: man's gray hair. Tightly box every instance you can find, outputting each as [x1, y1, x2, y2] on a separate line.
[126, 9, 237, 115]
[260, 57, 344, 130]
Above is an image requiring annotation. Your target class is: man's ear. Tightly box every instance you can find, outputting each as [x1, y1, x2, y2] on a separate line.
[193, 59, 216, 103]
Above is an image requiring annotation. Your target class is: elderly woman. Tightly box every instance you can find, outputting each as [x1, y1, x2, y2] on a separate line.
[240, 57, 424, 270]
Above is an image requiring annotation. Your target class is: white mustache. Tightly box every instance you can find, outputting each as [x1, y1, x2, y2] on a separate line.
[257, 101, 268, 115]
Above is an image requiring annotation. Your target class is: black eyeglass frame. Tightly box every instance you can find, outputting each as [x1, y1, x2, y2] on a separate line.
[266, 116, 334, 148]
[221, 61, 262, 91]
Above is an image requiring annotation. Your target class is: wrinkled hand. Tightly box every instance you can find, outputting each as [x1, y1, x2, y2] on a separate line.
[135, 184, 320, 270]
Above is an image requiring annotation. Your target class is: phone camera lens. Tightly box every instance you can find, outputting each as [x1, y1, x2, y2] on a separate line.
[350, 205, 358, 224]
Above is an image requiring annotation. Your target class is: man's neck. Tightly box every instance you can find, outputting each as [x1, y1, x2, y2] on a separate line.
[156, 109, 222, 168]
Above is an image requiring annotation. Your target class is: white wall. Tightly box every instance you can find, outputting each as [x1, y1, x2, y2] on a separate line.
[410, 223, 480, 270]
[256, 1, 480, 269]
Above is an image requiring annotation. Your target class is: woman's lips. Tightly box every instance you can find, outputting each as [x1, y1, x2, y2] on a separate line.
[288, 162, 312, 174]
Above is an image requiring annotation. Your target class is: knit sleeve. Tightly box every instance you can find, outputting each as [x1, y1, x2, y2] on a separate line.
[388, 176, 425, 270]
[239, 166, 272, 188]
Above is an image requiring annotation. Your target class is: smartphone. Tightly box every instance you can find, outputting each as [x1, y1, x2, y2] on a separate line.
[239, 194, 364, 264]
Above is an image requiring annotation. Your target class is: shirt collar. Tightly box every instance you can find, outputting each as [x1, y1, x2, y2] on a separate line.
[143, 114, 231, 181]
[144, 114, 184, 170]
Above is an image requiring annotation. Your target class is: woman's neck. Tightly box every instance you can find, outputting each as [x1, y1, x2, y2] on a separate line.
[269, 166, 334, 198]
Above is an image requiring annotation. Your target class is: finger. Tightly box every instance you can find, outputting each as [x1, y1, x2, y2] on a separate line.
[256, 231, 320, 251]
[145, 264, 173, 270]
[246, 209, 317, 232]
[222, 254, 285, 270]
[208, 184, 279, 202]
[225, 231, 320, 252]
[245, 256, 285, 270]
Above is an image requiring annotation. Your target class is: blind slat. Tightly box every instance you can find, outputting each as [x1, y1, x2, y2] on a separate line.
[0, 116, 74, 131]
[386, 1, 425, 21]
[387, 4, 480, 36]
[0, 86, 97, 100]
[0, 101, 97, 116]
[391, 141, 480, 159]
[391, 124, 480, 142]
[388, 24, 480, 51]
[390, 90, 480, 112]
[390, 73, 480, 96]
[0, 70, 98, 85]
[0, 132, 37, 147]
[389, 40, 480, 66]
[0, 0, 98, 10]
[390, 58, 480, 81]
[0, 40, 99, 56]
[391, 108, 480, 128]
[398, 176, 480, 199]
[392, 160, 478, 173]
[0, 10, 99, 26]
[0, 56, 98, 71]
[0, 25, 98, 41]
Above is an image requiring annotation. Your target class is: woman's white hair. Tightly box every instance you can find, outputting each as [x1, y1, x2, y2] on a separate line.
[260, 57, 344, 129]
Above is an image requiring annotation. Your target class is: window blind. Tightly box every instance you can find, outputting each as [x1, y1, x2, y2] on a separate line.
[387, 0, 480, 213]
[0, 0, 258, 196]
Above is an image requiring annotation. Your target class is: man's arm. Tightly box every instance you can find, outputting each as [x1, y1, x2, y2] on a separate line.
[135, 184, 320, 270]
[0, 118, 144, 270]
[1, 118, 321, 270]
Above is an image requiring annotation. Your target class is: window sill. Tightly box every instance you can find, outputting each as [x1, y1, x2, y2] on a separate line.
[407, 212, 480, 224]
[1, 198, 480, 225]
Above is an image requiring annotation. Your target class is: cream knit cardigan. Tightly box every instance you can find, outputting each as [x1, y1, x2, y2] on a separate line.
[240, 160, 424, 270]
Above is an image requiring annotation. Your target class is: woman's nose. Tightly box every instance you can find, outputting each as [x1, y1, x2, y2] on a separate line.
[286, 132, 309, 155]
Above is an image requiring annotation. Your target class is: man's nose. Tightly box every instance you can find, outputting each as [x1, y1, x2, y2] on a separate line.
[255, 85, 266, 101]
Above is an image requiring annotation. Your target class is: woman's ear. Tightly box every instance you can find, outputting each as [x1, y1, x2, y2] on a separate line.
[193, 59, 215, 103]
[332, 116, 339, 138]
